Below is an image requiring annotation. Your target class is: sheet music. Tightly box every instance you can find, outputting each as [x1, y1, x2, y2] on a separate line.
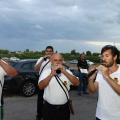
[80, 69, 88, 73]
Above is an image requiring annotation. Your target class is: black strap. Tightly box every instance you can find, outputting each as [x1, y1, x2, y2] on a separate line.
[55, 75, 69, 91]
[0, 81, 2, 87]
[54, 75, 69, 101]
[39, 60, 50, 76]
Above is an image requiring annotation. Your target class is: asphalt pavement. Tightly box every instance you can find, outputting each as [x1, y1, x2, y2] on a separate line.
[3, 90, 98, 120]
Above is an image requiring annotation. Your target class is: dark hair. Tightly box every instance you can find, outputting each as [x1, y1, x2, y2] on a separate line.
[80, 52, 85, 57]
[45, 46, 54, 51]
[101, 45, 120, 64]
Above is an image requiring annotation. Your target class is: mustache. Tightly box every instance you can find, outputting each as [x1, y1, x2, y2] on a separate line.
[101, 63, 105, 65]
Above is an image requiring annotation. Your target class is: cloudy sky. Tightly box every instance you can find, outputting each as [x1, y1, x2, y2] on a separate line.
[0, 0, 120, 53]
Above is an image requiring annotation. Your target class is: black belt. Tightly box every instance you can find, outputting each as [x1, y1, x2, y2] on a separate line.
[44, 101, 68, 109]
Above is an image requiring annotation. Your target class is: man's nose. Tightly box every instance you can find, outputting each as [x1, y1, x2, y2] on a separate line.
[102, 58, 106, 63]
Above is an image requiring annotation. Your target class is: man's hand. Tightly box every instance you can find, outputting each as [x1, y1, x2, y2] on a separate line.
[43, 55, 52, 60]
[96, 65, 109, 79]
[51, 64, 61, 75]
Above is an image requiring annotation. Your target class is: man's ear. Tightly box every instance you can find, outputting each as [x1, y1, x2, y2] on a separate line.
[114, 55, 117, 61]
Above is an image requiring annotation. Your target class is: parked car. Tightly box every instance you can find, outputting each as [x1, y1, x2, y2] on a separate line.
[69, 60, 78, 64]
[2, 57, 9, 60]
[4, 59, 39, 97]
[10, 57, 20, 61]
[62, 64, 79, 78]
[69, 59, 94, 65]
[86, 60, 94, 65]
[4, 59, 80, 97]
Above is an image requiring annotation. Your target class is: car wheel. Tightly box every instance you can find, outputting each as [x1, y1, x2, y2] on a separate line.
[20, 81, 36, 97]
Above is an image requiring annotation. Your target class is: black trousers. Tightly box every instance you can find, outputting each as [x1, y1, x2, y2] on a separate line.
[36, 88, 44, 120]
[96, 117, 101, 120]
[42, 101, 70, 120]
[82, 74, 88, 92]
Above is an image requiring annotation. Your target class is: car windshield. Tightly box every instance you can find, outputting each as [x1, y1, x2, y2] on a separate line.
[7, 61, 17, 67]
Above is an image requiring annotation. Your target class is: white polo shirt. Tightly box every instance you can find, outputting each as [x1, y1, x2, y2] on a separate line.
[39, 69, 73, 105]
[95, 65, 120, 120]
[0, 66, 7, 106]
[35, 57, 51, 75]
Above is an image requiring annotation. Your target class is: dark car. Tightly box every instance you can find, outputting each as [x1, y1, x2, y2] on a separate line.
[4, 59, 39, 97]
[4, 59, 80, 97]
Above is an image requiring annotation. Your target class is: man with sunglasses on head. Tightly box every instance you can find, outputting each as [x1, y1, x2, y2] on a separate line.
[34, 46, 54, 120]
[88, 45, 120, 120]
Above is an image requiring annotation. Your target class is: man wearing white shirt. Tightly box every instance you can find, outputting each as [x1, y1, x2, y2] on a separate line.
[0, 60, 17, 120]
[34, 46, 54, 120]
[38, 53, 79, 120]
[88, 45, 120, 120]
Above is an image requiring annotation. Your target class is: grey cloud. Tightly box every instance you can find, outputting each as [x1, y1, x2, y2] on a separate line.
[0, 0, 120, 53]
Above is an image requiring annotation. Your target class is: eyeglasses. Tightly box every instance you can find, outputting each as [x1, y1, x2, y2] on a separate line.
[45, 50, 53, 52]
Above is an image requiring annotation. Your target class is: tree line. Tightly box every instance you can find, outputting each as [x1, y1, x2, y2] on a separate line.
[0, 49, 106, 63]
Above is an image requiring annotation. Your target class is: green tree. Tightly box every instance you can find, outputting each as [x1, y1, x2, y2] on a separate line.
[86, 51, 91, 56]
[0, 49, 9, 54]
[93, 53, 100, 56]
[25, 49, 29, 52]
[71, 49, 76, 54]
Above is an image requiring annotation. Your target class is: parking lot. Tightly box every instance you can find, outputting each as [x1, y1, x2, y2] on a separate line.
[3, 90, 98, 120]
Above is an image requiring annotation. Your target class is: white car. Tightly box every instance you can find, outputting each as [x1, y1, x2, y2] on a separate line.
[10, 57, 20, 61]
[86, 60, 94, 65]
[2, 57, 9, 60]
[69, 60, 78, 64]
